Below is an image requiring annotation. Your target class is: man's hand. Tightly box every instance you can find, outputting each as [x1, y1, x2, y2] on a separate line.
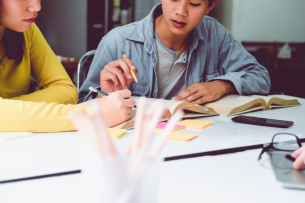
[175, 80, 236, 104]
[291, 146, 305, 170]
[99, 57, 138, 93]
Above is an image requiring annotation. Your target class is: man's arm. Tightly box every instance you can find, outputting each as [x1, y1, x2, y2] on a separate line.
[176, 28, 270, 104]
[210, 30, 271, 96]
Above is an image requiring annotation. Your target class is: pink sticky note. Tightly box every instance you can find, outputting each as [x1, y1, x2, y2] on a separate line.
[156, 122, 185, 131]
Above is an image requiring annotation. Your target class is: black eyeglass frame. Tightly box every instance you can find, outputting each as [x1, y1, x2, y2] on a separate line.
[257, 133, 302, 161]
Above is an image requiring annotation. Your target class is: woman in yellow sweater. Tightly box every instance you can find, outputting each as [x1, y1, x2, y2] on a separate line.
[0, 0, 135, 132]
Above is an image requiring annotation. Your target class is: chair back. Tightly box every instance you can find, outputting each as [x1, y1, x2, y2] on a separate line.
[77, 50, 96, 90]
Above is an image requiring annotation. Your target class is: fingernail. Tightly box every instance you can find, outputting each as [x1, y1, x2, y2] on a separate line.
[174, 99, 178, 101]
[124, 86, 128, 90]
[128, 74, 132, 78]
[131, 66, 135, 70]
[164, 108, 169, 110]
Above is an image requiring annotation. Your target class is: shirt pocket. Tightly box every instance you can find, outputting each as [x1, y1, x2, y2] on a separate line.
[130, 80, 150, 97]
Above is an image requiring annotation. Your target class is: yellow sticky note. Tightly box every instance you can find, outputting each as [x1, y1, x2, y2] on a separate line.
[156, 132, 198, 142]
[0, 132, 33, 141]
[108, 128, 126, 139]
[178, 120, 213, 129]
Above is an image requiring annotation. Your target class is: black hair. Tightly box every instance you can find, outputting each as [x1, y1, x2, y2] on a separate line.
[3, 29, 24, 63]
[209, 0, 215, 7]
[0, 0, 24, 64]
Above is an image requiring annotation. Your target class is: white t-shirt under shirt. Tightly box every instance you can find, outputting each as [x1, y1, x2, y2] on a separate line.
[155, 33, 188, 99]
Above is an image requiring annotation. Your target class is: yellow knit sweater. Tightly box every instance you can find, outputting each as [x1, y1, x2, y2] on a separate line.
[0, 24, 84, 132]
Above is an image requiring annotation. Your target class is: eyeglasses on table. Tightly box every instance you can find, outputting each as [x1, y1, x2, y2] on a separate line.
[258, 133, 302, 169]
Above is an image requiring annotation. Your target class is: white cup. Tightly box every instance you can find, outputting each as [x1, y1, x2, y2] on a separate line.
[81, 138, 160, 203]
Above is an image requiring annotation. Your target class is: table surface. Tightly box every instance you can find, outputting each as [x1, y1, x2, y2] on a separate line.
[1, 149, 304, 203]
[0, 96, 304, 202]
[160, 96, 305, 159]
[159, 149, 305, 203]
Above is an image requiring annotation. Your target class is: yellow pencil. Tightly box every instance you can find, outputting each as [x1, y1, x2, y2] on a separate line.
[122, 51, 138, 83]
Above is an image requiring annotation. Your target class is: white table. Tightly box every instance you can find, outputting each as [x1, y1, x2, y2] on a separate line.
[1, 149, 304, 203]
[159, 149, 305, 203]
[1, 97, 304, 182]
[0, 96, 304, 202]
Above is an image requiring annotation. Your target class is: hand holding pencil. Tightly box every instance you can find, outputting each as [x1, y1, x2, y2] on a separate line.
[88, 89, 136, 127]
[99, 51, 139, 95]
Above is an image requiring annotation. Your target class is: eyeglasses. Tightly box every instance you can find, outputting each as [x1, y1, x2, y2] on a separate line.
[258, 133, 302, 169]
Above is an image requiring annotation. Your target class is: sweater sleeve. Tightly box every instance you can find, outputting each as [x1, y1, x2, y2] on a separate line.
[10, 24, 78, 105]
[0, 97, 88, 133]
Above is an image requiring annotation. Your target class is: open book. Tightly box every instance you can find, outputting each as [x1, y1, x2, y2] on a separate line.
[113, 96, 218, 129]
[203, 95, 301, 116]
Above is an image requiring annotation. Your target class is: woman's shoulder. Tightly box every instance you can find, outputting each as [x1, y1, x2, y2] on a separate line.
[23, 23, 42, 43]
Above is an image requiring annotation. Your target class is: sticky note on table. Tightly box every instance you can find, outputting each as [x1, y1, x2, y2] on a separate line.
[155, 122, 185, 132]
[0, 132, 33, 141]
[178, 120, 213, 129]
[108, 128, 126, 139]
[156, 132, 198, 142]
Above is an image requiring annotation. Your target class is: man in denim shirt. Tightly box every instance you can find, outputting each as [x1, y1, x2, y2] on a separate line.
[79, 0, 270, 104]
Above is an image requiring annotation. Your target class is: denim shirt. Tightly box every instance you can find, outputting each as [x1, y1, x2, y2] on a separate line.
[78, 4, 270, 103]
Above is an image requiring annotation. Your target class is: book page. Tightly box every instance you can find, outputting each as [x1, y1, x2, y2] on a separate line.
[204, 95, 258, 109]
[131, 97, 216, 116]
[254, 95, 301, 109]
[114, 97, 172, 129]
[131, 96, 183, 114]
[203, 95, 267, 116]
[203, 95, 257, 115]
[249, 95, 274, 103]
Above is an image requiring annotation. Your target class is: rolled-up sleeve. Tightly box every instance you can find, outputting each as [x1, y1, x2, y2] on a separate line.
[208, 31, 271, 95]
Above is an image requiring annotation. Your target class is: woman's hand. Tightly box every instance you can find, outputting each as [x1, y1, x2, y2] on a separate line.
[291, 146, 305, 170]
[97, 90, 136, 127]
[99, 57, 138, 93]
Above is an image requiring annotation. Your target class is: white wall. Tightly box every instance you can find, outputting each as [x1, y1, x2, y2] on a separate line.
[209, 0, 233, 32]
[36, 0, 87, 59]
[231, 0, 305, 42]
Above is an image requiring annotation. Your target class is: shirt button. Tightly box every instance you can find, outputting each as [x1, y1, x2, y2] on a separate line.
[176, 53, 178, 56]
